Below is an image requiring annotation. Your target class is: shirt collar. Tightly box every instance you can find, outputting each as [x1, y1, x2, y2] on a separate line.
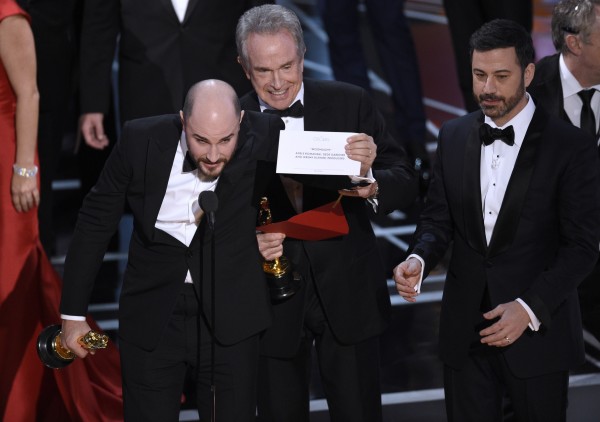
[559, 53, 600, 97]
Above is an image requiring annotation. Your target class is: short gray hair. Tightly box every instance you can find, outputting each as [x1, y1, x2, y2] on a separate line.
[552, 0, 600, 54]
[236, 4, 306, 69]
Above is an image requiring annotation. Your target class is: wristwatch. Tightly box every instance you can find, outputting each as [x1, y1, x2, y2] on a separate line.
[369, 181, 379, 200]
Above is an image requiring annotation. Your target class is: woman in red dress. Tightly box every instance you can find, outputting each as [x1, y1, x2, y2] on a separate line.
[0, 0, 122, 420]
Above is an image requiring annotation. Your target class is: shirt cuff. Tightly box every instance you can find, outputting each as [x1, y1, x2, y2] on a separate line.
[407, 253, 425, 294]
[515, 298, 541, 331]
[61, 314, 86, 321]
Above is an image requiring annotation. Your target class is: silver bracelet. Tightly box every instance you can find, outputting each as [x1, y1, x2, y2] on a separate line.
[13, 164, 38, 178]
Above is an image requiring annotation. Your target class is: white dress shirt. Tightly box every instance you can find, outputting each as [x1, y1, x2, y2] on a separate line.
[155, 131, 218, 284]
[171, 0, 189, 22]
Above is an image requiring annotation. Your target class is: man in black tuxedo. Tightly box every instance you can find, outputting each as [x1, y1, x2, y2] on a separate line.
[394, 20, 599, 421]
[528, 0, 600, 342]
[236, 5, 418, 421]
[59, 80, 285, 421]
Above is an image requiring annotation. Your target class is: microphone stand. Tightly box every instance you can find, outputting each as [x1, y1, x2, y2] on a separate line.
[199, 191, 218, 422]
[209, 220, 216, 422]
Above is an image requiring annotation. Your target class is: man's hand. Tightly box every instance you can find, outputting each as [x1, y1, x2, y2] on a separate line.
[80, 113, 110, 150]
[479, 301, 530, 347]
[393, 257, 422, 303]
[345, 133, 376, 177]
[61, 319, 94, 359]
[257, 232, 285, 261]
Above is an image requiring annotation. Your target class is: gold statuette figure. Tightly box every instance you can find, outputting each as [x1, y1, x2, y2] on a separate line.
[258, 197, 300, 301]
[37, 324, 109, 369]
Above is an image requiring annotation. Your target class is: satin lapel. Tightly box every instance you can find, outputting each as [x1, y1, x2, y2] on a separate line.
[462, 115, 488, 253]
[159, 0, 180, 24]
[533, 56, 564, 123]
[302, 81, 332, 131]
[182, 0, 199, 24]
[143, 116, 182, 241]
[487, 109, 545, 257]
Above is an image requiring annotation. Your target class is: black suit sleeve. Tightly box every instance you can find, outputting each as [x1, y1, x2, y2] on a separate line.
[360, 86, 418, 213]
[409, 124, 454, 276]
[60, 120, 132, 315]
[79, 0, 120, 114]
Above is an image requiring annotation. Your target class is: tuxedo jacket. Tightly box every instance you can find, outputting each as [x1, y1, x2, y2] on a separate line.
[60, 111, 285, 350]
[411, 105, 600, 377]
[240, 79, 418, 357]
[528, 55, 571, 125]
[79, 0, 263, 123]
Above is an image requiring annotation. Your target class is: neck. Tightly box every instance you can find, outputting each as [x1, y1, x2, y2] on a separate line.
[564, 54, 600, 88]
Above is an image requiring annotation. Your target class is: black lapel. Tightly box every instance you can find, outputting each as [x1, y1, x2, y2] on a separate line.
[302, 80, 333, 131]
[487, 108, 545, 257]
[143, 116, 182, 243]
[159, 0, 180, 24]
[531, 55, 566, 124]
[462, 114, 488, 253]
[183, 0, 199, 24]
[242, 92, 261, 112]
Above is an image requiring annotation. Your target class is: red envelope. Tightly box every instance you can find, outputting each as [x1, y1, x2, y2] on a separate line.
[257, 201, 349, 240]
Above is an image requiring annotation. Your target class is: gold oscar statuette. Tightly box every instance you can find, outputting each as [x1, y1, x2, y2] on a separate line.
[37, 324, 109, 369]
[258, 197, 300, 301]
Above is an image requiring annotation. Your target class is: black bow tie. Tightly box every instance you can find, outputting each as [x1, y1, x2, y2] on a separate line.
[263, 100, 304, 118]
[182, 151, 197, 172]
[479, 123, 515, 146]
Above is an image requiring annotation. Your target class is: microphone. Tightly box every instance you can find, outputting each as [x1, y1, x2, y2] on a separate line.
[199, 190, 218, 230]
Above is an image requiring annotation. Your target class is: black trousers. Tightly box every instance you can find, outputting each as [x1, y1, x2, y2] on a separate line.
[257, 279, 383, 422]
[444, 348, 569, 422]
[120, 284, 260, 422]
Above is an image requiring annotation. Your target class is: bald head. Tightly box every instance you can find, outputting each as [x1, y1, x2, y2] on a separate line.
[180, 80, 244, 181]
[182, 79, 241, 121]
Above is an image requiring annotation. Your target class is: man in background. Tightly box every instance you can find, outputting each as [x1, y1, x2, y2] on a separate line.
[528, 0, 600, 342]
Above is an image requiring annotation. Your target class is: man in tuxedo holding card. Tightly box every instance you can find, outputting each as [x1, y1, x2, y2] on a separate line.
[236, 5, 417, 421]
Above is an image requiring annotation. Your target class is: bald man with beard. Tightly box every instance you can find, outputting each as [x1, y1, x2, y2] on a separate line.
[59, 80, 285, 421]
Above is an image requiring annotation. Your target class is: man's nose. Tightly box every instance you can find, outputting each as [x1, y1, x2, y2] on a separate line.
[271, 70, 283, 88]
[482, 76, 497, 93]
[207, 145, 219, 162]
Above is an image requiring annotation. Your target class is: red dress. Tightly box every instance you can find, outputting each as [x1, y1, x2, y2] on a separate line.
[0, 1, 123, 420]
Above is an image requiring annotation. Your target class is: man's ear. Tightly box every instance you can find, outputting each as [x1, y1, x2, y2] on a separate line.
[566, 34, 583, 56]
[237, 56, 251, 79]
[524, 63, 535, 88]
[180, 110, 185, 127]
